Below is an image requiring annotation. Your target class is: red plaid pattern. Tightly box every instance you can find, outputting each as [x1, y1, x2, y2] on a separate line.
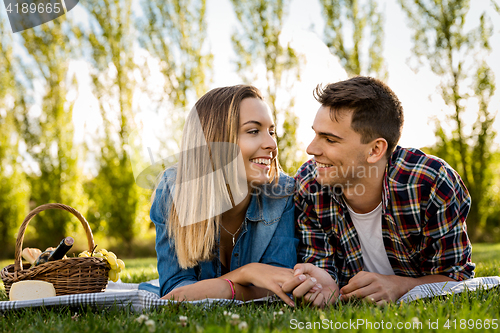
[295, 146, 475, 288]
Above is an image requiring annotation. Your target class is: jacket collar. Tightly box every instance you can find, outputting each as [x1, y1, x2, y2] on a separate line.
[246, 174, 294, 224]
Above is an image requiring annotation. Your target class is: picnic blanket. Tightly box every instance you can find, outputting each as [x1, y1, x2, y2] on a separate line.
[397, 276, 500, 303]
[1, 276, 499, 313]
[0, 280, 253, 313]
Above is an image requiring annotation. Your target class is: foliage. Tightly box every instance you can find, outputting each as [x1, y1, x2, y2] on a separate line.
[14, 17, 86, 247]
[230, 0, 306, 175]
[138, 0, 214, 177]
[1, 243, 500, 332]
[78, 0, 143, 250]
[399, 0, 498, 240]
[492, 0, 500, 13]
[139, 0, 213, 110]
[320, 0, 386, 78]
[0, 17, 30, 258]
[482, 151, 500, 242]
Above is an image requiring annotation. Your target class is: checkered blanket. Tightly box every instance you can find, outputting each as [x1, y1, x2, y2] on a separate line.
[0, 280, 237, 313]
[1, 276, 499, 312]
[396, 276, 500, 303]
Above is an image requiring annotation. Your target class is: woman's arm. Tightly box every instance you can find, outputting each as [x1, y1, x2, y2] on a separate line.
[221, 263, 295, 305]
[162, 276, 274, 302]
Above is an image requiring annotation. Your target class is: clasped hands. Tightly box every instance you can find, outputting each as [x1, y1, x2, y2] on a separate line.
[281, 264, 407, 308]
[162, 263, 406, 308]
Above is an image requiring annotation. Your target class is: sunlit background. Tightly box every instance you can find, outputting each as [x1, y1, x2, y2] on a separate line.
[69, 0, 500, 154]
[1, 0, 499, 259]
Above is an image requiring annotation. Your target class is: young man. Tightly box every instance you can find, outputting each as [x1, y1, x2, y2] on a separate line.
[282, 76, 475, 307]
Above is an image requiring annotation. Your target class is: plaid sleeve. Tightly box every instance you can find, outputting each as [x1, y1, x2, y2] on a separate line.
[420, 165, 475, 281]
[294, 171, 339, 284]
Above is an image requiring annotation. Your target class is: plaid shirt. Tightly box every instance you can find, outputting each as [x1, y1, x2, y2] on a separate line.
[294, 146, 475, 288]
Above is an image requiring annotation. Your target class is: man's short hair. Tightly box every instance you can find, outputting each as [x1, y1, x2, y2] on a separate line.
[314, 76, 404, 157]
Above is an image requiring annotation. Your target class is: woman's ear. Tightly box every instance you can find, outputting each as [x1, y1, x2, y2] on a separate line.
[367, 139, 388, 163]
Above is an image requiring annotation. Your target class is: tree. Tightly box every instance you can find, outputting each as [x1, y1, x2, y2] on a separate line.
[484, 151, 500, 242]
[79, 0, 141, 250]
[14, 16, 86, 247]
[399, 0, 497, 240]
[492, 0, 500, 13]
[319, 0, 386, 78]
[230, 0, 305, 175]
[0, 16, 30, 257]
[138, 0, 213, 176]
[139, 0, 213, 110]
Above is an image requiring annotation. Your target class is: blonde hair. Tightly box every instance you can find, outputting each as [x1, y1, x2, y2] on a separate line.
[162, 85, 280, 269]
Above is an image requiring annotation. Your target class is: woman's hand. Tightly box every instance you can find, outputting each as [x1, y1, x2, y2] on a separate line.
[223, 263, 296, 306]
[161, 278, 232, 301]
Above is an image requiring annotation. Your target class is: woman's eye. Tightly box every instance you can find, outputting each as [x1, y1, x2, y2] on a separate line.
[269, 130, 276, 136]
[248, 129, 259, 134]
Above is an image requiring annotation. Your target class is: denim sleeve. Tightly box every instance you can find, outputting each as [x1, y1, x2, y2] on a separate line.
[151, 177, 198, 297]
[259, 195, 299, 268]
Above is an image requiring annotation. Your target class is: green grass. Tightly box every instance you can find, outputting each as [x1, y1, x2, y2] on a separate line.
[118, 257, 159, 283]
[1, 244, 499, 332]
[472, 243, 500, 277]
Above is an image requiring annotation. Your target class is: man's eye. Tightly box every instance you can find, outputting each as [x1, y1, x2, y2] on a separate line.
[326, 138, 336, 144]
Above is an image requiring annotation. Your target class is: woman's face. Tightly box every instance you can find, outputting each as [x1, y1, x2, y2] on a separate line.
[238, 98, 277, 186]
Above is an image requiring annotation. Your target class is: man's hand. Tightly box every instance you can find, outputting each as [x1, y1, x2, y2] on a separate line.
[282, 263, 339, 308]
[340, 271, 456, 305]
[340, 271, 409, 305]
[162, 278, 231, 301]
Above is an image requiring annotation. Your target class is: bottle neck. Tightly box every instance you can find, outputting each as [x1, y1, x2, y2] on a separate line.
[48, 237, 74, 261]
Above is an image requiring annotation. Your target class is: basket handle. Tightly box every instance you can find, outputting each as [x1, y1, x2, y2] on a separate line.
[14, 203, 96, 272]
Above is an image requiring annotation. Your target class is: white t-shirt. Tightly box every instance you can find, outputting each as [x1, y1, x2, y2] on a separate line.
[345, 201, 395, 275]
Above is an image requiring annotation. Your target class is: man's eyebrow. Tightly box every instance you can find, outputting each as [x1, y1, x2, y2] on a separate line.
[311, 126, 344, 140]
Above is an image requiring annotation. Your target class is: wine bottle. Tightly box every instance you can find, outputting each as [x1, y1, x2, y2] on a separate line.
[48, 237, 74, 261]
[33, 250, 53, 266]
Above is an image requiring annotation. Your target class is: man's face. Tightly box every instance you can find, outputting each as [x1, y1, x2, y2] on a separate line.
[306, 106, 371, 188]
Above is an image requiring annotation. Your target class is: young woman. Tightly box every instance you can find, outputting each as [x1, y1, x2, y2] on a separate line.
[150, 85, 300, 306]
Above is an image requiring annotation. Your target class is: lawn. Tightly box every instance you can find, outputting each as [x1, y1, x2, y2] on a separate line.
[0, 244, 499, 332]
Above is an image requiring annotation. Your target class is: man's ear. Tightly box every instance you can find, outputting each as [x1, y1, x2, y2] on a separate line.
[367, 139, 388, 163]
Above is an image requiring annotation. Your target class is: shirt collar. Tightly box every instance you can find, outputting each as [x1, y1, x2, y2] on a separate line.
[382, 145, 403, 209]
[328, 150, 398, 211]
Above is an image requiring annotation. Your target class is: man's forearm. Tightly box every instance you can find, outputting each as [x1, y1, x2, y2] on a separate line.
[340, 271, 458, 303]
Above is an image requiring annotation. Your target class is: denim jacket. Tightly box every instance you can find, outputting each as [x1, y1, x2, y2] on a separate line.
[148, 167, 298, 297]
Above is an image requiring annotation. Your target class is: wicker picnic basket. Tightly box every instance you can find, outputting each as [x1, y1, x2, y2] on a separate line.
[1, 203, 110, 297]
